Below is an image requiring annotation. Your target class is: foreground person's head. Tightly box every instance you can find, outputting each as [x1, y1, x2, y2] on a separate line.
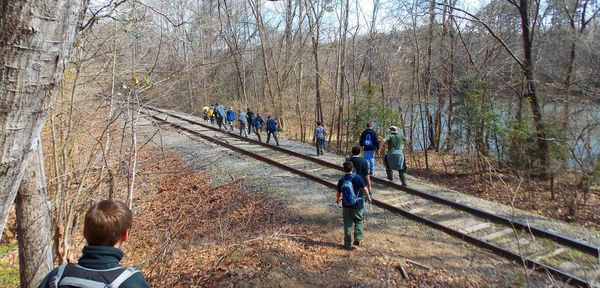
[84, 200, 133, 248]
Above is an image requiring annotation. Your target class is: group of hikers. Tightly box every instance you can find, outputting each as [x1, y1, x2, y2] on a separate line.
[39, 117, 407, 286]
[202, 103, 280, 146]
[333, 122, 408, 250]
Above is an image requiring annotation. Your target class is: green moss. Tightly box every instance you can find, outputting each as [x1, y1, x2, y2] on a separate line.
[0, 266, 19, 287]
[0, 243, 19, 287]
[0, 244, 16, 258]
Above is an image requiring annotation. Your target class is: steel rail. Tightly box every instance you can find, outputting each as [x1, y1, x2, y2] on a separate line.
[143, 107, 597, 287]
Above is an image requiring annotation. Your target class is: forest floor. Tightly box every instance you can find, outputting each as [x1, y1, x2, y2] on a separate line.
[404, 152, 600, 231]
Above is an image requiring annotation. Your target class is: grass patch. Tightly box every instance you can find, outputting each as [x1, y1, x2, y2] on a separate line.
[0, 244, 18, 287]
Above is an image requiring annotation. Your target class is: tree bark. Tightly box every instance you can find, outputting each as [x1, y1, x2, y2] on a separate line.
[16, 141, 53, 287]
[0, 0, 87, 238]
[518, 0, 549, 178]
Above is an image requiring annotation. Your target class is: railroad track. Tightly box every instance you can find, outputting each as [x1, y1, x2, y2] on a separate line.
[142, 106, 600, 287]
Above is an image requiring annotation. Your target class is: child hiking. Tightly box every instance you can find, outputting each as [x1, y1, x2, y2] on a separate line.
[38, 200, 149, 288]
[336, 161, 372, 250]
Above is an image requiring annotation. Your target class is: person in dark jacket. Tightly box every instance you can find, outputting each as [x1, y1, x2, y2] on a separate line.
[359, 122, 380, 175]
[38, 200, 149, 288]
[247, 108, 256, 134]
[253, 113, 265, 142]
[336, 161, 372, 250]
[266, 115, 279, 146]
[348, 146, 372, 197]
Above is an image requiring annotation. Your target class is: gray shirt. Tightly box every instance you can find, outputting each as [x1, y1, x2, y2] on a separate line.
[238, 112, 248, 123]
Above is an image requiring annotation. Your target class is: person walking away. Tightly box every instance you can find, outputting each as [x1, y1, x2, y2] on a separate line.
[226, 107, 236, 132]
[238, 109, 249, 137]
[38, 200, 149, 288]
[348, 146, 372, 198]
[265, 115, 279, 146]
[381, 126, 408, 186]
[208, 105, 215, 124]
[202, 105, 209, 121]
[215, 102, 226, 130]
[247, 109, 256, 134]
[314, 122, 327, 156]
[336, 161, 373, 250]
[253, 113, 265, 142]
[359, 122, 380, 175]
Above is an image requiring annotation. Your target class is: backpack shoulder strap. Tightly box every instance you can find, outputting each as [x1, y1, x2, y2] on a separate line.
[107, 267, 140, 288]
[53, 263, 68, 287]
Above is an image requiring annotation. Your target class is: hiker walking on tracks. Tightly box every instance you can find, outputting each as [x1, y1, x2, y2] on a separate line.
[215, 102, 226, 130]
[336, 161, 372, 250]
[238, 109, 249, 137]
[247, 109, 256, 134]
[314, 121, 327, 156]
[38, 200, 149, 288]
[202, 105, 209, 122]
[208, 105, 215, 124]
[226, 106, 236, 132]
[381, 126, 408, 186]
[265, 115, 279, 146]
[348, 146, 372, 198]
[359, 122, 380, 175]
[253, 113, 265, 142]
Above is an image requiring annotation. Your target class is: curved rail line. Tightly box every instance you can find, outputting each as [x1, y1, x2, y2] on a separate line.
[142, 106, 599, 287]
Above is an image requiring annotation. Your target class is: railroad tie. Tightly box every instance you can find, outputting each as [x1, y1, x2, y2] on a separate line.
[480, 228, 514, 241]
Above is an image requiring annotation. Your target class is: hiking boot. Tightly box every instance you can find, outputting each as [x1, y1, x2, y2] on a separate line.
[343, 246, 355, 251]
[353, 240, 361, 246]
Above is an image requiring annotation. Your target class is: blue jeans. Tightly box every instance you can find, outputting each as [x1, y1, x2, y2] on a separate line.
[363, 150, 376, 175]
[316, 139, 325, 155]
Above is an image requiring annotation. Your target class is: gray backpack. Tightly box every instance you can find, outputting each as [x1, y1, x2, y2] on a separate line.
[52, 264, 139, 288]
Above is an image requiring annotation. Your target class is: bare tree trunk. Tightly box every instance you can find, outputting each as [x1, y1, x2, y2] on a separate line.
[0, 0, 86, 238]
[424, 0, 436, 151]
[518, 0, 549, 178]
[16, 142, 53, 287]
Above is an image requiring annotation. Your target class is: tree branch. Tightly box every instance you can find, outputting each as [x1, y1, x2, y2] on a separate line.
[436, 2, 525, 69]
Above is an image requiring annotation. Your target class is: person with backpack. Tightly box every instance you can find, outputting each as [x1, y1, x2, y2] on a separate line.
[202, 105, 209, 121]
[265, 115, 279, 146]
[381, 126, 408, 186]
[313, 121, 327, 156]
[348, 146, 372, 197]
[38, 199, 149, 288]
[208, 105, 215, 124]
[238, 109, 248, 137]
[226, 107, 236, 132]
[215, 102, 226, 130]
[247, 109, 256, 134]
[336, 161, 373, 250]
[359, 122, 380, 175]
[252, 113, 265, 142]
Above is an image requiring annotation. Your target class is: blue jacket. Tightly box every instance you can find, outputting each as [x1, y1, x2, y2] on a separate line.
[266, 119, 277, 132]
[226, 109, 236, 121]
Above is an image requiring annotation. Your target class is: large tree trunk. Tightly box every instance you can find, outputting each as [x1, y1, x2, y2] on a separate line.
[0, 0, 87, 238]
[16, 142, 53, 287]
